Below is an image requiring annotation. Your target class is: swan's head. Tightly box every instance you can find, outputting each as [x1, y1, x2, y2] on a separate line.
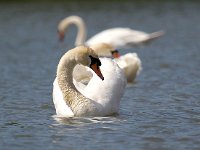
[57, 16, 85, 42]
[57, 19, 67, 42]
[74, 46, 104, 80]
[90, 43, 120, 58]
[57, 18, 72, 42]
[57, 21, 70, 42]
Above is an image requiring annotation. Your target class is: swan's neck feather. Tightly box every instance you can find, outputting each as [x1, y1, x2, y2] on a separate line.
[75, 20, 86, 46]
[56, 50, 99, 116]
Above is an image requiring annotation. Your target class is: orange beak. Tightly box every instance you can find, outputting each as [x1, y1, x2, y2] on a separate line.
[58, 31, 65, 42]
[90, 63, 104, 80]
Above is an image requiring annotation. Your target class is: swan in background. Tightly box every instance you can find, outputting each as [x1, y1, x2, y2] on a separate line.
[57, 15, 164, 49]
[90, 43, 142, 83]
[53, 46, 126, 117]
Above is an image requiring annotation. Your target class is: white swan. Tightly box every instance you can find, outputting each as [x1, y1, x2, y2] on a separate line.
[53, 46, 126, 117]
[90, 43, 142, 83]
[57, 15, 164, 49]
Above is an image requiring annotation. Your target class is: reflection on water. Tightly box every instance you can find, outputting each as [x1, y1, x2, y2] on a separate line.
[0, 1, 200, 150]
[52, 115, 122, 126]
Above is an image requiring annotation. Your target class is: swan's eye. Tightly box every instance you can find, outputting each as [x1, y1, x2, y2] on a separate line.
[89, 55, 101, 67]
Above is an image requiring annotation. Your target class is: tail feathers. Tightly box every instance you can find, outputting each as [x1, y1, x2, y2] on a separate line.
[137, 30, 165, 45]
[126, 30, 165, 47]
[148, 30, 165, 40]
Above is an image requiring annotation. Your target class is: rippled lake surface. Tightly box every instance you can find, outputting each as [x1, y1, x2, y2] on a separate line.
[0, 1, 200, 150]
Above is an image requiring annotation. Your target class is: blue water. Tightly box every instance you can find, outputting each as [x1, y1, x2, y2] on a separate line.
[0, 1, 200, 150]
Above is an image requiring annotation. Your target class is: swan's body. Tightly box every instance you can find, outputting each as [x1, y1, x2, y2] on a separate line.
[53, 46, 126, 117]
[58, 15, 164, 49]
[53, 78, 74, 117]
[76, 58, 126, 115]
[86, 28, 164, 49]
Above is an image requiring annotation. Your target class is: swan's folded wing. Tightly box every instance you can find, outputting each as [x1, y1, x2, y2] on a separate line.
[115, 53, 142, 82]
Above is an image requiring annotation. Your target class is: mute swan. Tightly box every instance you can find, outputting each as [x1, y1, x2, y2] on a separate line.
[53, 46, 126, 117]
[90, 43, 142, 83]
[58, 15, 164, 49]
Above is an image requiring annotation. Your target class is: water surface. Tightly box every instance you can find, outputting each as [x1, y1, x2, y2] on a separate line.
[0, 1, 200, 150]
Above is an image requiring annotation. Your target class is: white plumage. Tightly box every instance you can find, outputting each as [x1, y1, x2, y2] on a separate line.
[58, 15, 164, 49]
[53, 46, 126, 117]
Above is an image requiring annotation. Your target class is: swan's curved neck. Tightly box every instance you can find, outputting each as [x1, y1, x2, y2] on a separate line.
[75, 19, 87, 46]
[60, 17, 87, 46]
[56, 51, 98, 116]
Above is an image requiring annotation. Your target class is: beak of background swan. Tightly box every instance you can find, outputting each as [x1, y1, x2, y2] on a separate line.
[90, 63, 104, 80]
[58, 31, 65, 42]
